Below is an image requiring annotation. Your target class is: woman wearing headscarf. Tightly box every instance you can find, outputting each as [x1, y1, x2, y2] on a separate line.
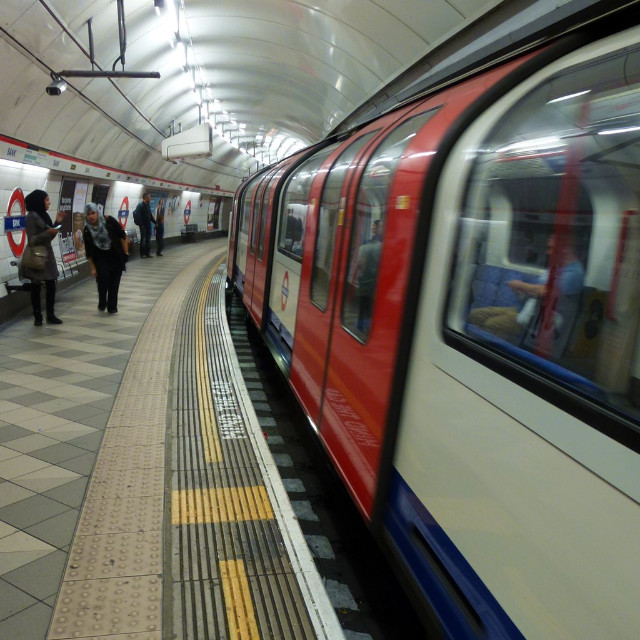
[23, 189, 66, 325]
[82, 202, 129, 313]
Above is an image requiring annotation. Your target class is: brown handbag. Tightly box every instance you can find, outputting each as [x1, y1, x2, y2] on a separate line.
[22, 243, 47, 270]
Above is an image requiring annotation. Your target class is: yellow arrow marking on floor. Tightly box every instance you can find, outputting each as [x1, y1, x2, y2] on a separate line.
[220, 559, 260, 640]
[171, 486, 274, 524]
[196, 259, 225, 463]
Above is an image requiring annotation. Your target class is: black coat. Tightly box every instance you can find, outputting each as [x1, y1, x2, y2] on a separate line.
[21, 211, 59, 282]
[133, 201, 155, 228]
[83, 216, 128, 272]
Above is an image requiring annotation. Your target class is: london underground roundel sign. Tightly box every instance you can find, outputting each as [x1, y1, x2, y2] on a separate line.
[118, 196, 129, 228]
[183, 200, 191, 224]
[5, 188, 26, 257]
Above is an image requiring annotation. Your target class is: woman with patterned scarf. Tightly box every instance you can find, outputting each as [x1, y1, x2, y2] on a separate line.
[22, 189, 66, 325]
[82, 202, 129, 314]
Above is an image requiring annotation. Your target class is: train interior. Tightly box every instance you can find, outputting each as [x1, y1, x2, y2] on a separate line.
[447, 37, 640, 425]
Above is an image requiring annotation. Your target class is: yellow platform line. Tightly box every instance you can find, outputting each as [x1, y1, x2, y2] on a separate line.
[171, 486, 275, 524]
[220, 559, 260, 640]
[197, 259, 225, 463]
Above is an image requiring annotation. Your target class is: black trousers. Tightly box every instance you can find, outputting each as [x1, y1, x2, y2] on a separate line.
[30, 280, 56, 317]
[140, 224, 152, 257]
[94, 249, 123, 311]
[156, 224, 164, 254]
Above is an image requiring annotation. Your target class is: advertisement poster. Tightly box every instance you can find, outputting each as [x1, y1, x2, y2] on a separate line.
[91, 184, 110, 214]
[207, 197, 222, 231]
[167, 195, 180, 217]
[72, 183, 111, 260]
[59, 179, 88, 264]
[149, 191, 168, 234]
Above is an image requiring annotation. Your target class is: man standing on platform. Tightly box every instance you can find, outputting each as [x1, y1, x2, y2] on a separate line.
[133, 192, 156, 258]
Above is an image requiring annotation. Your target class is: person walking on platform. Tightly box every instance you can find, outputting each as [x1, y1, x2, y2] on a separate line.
[155, 197, 165, 256]
[83, 202, 129, 314]
[21, 189, 66, 326]
[132, 192, 156, 258]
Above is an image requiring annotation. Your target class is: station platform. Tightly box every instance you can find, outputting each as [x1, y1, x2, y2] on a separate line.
[0, 239, 343, 640]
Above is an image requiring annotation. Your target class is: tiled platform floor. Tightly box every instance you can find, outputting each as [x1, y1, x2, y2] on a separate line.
[0, 240, 225, 640]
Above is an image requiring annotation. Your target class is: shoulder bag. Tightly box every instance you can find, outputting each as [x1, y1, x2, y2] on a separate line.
[22, 243, 47, 270]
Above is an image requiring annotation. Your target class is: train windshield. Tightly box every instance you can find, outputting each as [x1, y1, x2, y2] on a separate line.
[448, 40, 640, 425]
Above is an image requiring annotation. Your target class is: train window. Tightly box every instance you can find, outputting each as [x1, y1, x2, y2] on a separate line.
[251, 170, 277, 253]
[278, 143, 340, 262]
[311, 133, 377, 310]
[342, 110, 438, 340]
[258, 173, 280, 260]
[240, 177, 261, 234]
[447, 40, 640, 425]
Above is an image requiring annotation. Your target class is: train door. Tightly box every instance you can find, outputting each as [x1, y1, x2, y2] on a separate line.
[290, 130, 380, 427]
[227, 193, 239, 282]
[227, 180, 251, 283]
[320, 111, 440, 518]
[234, 176, 262, 294]
[244, 168, 278, 326]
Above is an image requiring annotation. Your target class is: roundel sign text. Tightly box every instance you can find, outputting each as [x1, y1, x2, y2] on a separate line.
[118, 196, 130, 228]
[4, 188, 26, 257]
[183, 200, 192, 224]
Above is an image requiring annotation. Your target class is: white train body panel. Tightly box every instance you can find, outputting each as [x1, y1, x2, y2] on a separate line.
[268, 251, 302, 344]
[236, 230, 248, 285]
[394, 27, 640, 639]
[230, 18, 640, 639]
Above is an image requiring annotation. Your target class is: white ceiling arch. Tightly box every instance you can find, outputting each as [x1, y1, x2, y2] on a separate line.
[0, 0, 536, 192]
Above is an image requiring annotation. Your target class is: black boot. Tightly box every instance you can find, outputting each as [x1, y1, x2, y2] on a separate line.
[45, 280, 61, 324]
[31, 283, 42, 326]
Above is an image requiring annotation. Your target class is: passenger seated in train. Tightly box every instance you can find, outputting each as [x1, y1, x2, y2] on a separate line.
[468, 234, 584, 358]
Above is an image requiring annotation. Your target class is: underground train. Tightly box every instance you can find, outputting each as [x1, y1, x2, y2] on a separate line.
[227, 16, 640, 640]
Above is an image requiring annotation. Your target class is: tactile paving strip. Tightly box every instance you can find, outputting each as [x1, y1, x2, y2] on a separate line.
[89, 467, 165, 499]
[48, 248, 222, 640]
[47, 249, 341, 640]
[65, 530, 163, 580]
[76, 496, 164, 537]
[48, 575, 163, 639]
[170, 263, 343, 640]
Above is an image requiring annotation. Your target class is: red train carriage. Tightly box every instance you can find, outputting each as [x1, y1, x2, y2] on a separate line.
[229, 18, 640, 639]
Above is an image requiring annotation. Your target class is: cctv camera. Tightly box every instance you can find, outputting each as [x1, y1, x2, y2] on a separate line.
[46, 75, 67, 96]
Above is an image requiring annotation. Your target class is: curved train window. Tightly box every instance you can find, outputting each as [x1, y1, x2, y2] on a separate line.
[342, 110, 438, 340]
[240, 177, 261, 234]
[311, 133, 377, 310]
[251, 170, 277, 253]
[278, 143, 339, 262]
[258, 172, 280, 260]
[447, 40, 640, 424]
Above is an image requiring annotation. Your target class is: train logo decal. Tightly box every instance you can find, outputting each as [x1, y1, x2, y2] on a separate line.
[184, 200, 192, 224]
[3, 187, 26, 257]
[281, 271, 289, 310]
[118, 196, 129, 228]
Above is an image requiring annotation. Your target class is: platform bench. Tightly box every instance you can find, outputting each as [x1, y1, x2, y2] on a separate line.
[181, 224, 199, 242]
[126, 229, 139, 245]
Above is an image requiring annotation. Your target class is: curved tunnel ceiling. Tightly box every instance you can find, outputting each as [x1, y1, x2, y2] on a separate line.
[0, 0, 508, 193]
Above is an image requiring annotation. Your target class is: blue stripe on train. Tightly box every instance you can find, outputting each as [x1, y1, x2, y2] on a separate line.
[384, 469, 524, 639]
[233, 265, 244, 295]
[265, 307, 293, 372]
